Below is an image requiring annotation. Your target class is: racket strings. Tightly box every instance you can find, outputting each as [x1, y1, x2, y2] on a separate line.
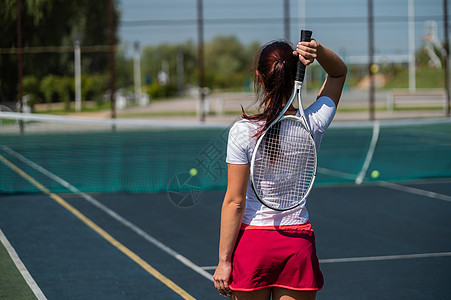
[264, 122, 281, 163]
[253, 119, 316, 210]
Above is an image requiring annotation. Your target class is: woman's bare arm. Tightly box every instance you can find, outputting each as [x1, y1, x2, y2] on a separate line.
[296, 40, 348, 107]
[213, 163, 249, 296]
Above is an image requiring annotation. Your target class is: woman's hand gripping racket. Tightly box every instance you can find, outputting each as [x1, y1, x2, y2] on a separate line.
[250, 30, 316, 211]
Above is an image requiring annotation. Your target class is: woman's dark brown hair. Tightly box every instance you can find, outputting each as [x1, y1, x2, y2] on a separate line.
[242, 40, 298, 135]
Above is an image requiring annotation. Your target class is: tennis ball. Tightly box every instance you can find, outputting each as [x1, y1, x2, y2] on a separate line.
[370, 64, 379, 73]
[371, 170, 380, 178]
[189, 168, 198, 177]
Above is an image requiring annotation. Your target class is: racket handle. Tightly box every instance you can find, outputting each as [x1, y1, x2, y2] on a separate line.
[295, 30, 313, 82]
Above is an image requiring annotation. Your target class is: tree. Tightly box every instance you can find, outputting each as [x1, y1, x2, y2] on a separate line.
[140, 37, 261, 94]
[0, 0, 120, 104]
[141, 41, 197, 87]
[204, 36, 259, 89]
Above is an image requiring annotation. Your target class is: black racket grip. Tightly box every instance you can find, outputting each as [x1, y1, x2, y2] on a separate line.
[295, 30, 313, 82]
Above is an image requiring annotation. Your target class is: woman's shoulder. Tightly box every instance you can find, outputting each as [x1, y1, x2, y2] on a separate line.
[306, 95, 336, 112]
[304, 96, 337, 133]
[229, 118, 262, 136]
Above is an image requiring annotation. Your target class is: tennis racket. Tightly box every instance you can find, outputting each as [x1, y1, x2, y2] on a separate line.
[250, 30, 316, 211]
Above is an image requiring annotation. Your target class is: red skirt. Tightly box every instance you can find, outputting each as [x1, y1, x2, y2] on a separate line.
[229, 222, 324, 291]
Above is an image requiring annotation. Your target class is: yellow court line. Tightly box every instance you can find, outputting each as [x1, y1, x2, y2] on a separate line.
[0, 154, 196, 300]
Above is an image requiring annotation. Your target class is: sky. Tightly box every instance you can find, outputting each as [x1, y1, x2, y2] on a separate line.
[118, 0, 446, 62]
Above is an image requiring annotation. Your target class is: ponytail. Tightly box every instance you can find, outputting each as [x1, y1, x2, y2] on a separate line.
[242, 41, 297, 136]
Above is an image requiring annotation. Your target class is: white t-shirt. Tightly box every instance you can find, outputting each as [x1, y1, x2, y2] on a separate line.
[226, 96, 336, 227]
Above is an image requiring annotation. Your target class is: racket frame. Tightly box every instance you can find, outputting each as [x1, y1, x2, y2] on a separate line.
[250, 30, 317, 211]
[250, 82, 317, 211]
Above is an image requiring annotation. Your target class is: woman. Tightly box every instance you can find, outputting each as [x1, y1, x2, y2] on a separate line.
[213, 38, 347, 300]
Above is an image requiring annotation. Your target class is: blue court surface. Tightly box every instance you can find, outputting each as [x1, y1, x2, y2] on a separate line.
[0, 178, 450, 299]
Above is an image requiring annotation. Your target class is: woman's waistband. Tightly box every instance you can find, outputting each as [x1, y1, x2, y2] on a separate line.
[240, 221, 313, 232]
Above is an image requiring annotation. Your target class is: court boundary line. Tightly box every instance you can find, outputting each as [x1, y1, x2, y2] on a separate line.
[317, 166, 451, 203]
[199, 251, 451, 270]
[377, 181, 451, 203]
[0, 154, 196, 300]
[1, 145, 214, 282]
[3, 145, 449, 281]
[319, 251, 451, 263]
[355, 121, 380, 185]
[317, 167, 356, 180]
[0, 229, 47, 300]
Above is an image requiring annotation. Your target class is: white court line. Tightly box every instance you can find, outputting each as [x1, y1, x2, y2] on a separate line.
[355, 121, 380, 185]
[1, 145, 213, 282]
[4, 143, 449, 282]
[378, 181, 451, 203]
[319, 251, 451, 264]
[318, 167, 451, 203]
[198, 175, 451, 269]
[317, 167, 356, 180]
[200, 251, 451, 270]
[0, 229, 47, 300]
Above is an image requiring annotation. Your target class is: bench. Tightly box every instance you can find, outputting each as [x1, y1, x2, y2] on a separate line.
[386, 89, 447, 111]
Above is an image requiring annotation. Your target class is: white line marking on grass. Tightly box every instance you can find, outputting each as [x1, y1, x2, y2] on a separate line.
[0, 229, 47, 300]
[1, 145, 213, 282]
[378, 181, 451, 203]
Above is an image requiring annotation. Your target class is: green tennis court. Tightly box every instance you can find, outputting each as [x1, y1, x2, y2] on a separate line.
[1, 113, 450, 194]
[1, 112, 450, 299]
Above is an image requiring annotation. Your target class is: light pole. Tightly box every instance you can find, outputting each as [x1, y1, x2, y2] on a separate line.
[197, 0, 205, 122]
[134, 41, 142, 104]
[368, 0, 375, 120]
[444, 0, 450, 117]
[408, 0, 416, 92]
[74, 40, 82, 112]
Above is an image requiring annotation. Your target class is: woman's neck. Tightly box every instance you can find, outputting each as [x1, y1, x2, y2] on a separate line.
[282, 101, 297, 115]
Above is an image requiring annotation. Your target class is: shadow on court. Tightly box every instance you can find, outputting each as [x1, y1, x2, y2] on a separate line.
[0, 179, 450, 299]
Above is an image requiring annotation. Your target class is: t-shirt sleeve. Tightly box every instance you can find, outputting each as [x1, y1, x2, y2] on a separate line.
[226, 122, 249, 164]
[305, 96, 336, 134]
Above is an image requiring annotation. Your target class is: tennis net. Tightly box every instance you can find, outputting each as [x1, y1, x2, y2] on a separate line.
[1, 112, 450, 194]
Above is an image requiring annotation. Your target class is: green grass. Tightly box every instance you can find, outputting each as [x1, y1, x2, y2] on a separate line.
[383, 66, 445, 90]
[28, 64, 446, 118]
[33, 101, 111, 115]
[0, 241, 38, 299]
[117, 111, 199, 118]
[336, 106, 387, 113]
[28, 102, 445, 120]
[336, 105, 444, 113]
[392, 105, 444, 111]
[115, 104, 444, 119]
[0, 119, 18, 125]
